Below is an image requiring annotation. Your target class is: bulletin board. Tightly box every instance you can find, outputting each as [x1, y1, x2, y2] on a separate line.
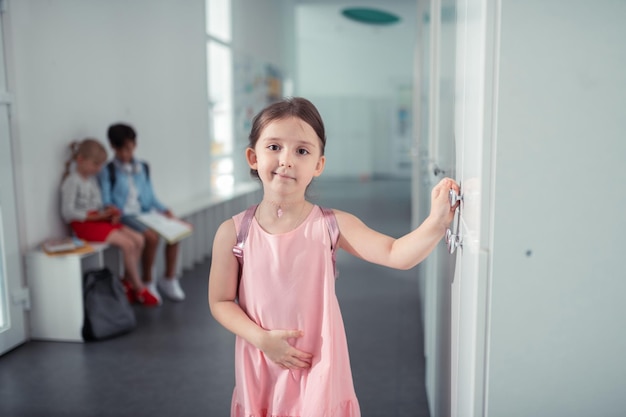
[234, 55, 283, 145]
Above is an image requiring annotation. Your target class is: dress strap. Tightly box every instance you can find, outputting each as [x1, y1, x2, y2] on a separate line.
[320, 206, 340, 278]
[233, 204, 258, 265]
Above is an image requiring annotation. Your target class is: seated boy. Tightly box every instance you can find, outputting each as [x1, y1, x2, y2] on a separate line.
[98, 123, 185, 303]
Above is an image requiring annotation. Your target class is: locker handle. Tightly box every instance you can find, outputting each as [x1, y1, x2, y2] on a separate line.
[449, 189, 463, 207]
[446, 188, 463, 254]
[445, 228, 462, 254]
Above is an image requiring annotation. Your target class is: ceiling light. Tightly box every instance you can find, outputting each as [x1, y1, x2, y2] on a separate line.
[341, 7, 401, 25]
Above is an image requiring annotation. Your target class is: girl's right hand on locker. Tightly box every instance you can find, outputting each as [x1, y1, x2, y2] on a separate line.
[260, 329, 313, 370]
[430, 177, 459, 230]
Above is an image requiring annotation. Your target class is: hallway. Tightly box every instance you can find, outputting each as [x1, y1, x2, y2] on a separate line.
[0, 179, 430, 417]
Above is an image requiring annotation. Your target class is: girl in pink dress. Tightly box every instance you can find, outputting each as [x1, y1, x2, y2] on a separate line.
[208, 97, 459, 417]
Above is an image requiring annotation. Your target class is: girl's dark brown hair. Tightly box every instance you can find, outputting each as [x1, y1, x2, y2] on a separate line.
[248, 97, 326, 179]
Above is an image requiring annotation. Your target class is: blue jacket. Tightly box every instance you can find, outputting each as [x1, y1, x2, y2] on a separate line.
[98, 158, 167, 214]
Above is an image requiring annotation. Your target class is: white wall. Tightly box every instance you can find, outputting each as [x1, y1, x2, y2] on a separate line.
[7, 0, 292, 251]
[231, 0, 295, 181]
[296, 1, 416, 178]
[297, 2, 415, 98]
[232, 0, 292, 69]
[9, 0, 208, 249]
[487, 1, 626, 415]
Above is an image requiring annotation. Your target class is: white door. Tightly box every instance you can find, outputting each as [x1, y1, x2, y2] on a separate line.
[418, 0, 459, 415]
[449, 0, 496, 415]
[0, 10, 28, 355]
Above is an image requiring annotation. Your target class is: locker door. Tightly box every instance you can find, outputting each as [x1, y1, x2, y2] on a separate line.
[449, 0, 493, 415]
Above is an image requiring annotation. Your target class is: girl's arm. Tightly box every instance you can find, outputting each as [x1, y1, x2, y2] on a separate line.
[208, 219, 313, 370]
[61, 176, 114, 223]
[84, 209, 114, 222]
[60, 176, 91, 223]
[336, 177, 459, 270]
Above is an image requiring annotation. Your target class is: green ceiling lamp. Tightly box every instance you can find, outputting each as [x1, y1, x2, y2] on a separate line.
[341, 7, 401, 25]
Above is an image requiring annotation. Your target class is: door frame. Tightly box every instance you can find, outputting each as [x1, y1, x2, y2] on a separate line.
[0, 0, 28, 356]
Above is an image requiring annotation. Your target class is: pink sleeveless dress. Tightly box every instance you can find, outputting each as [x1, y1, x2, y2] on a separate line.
[231, 206, 361, 417]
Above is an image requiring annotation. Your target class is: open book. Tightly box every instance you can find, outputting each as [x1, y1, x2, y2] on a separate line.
[136, 212, 193, 244]
[42, 237, 94, 256]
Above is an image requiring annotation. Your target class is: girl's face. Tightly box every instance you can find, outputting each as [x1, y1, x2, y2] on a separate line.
[75, 155, 104, 178]
[246, 117, 325, 197]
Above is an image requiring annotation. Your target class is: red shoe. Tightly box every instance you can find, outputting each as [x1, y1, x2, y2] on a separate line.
[136, 288, 161, 307]
[121, 279, 136, 304]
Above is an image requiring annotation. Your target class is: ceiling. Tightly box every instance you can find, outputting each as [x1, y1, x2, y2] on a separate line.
[296, 0, 417, 42]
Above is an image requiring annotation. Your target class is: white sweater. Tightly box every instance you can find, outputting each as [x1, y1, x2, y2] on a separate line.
[60, 171, 103, 222]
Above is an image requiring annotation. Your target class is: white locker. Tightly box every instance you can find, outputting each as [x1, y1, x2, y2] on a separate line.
[417, 1, 626, 416]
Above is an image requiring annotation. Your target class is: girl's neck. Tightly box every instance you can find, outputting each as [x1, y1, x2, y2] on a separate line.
[75, 165, 91, 179]
[256, 198, 311, 234]
[261, 197, 307, 218]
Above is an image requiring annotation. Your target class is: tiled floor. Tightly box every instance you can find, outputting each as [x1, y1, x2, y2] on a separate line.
[0, 179, 430, 417]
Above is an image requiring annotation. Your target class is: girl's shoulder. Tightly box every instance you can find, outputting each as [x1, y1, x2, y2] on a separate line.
[324, 208, 364, 232]
[214, 217, 237, 247]
[61, 171, 80, 186]
[323, 207, 348, 220]
[231, 205, 258, 229]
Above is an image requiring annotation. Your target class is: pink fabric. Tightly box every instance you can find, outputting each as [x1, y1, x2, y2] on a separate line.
[231, 206, 360, 417]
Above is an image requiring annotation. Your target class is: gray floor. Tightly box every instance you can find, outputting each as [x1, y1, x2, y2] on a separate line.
[0, 179, 430, 417]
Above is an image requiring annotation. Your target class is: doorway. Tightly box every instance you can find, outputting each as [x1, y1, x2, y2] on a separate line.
[0, 9, 27, 355]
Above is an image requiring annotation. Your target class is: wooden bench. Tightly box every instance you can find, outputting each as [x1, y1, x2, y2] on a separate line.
[27, 243, 121, 342]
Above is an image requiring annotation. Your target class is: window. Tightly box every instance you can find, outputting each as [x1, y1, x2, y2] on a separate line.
[206, 0, 234, 192]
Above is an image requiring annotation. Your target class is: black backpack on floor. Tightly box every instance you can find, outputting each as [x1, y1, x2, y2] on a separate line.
[82, 268, 136, 341]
